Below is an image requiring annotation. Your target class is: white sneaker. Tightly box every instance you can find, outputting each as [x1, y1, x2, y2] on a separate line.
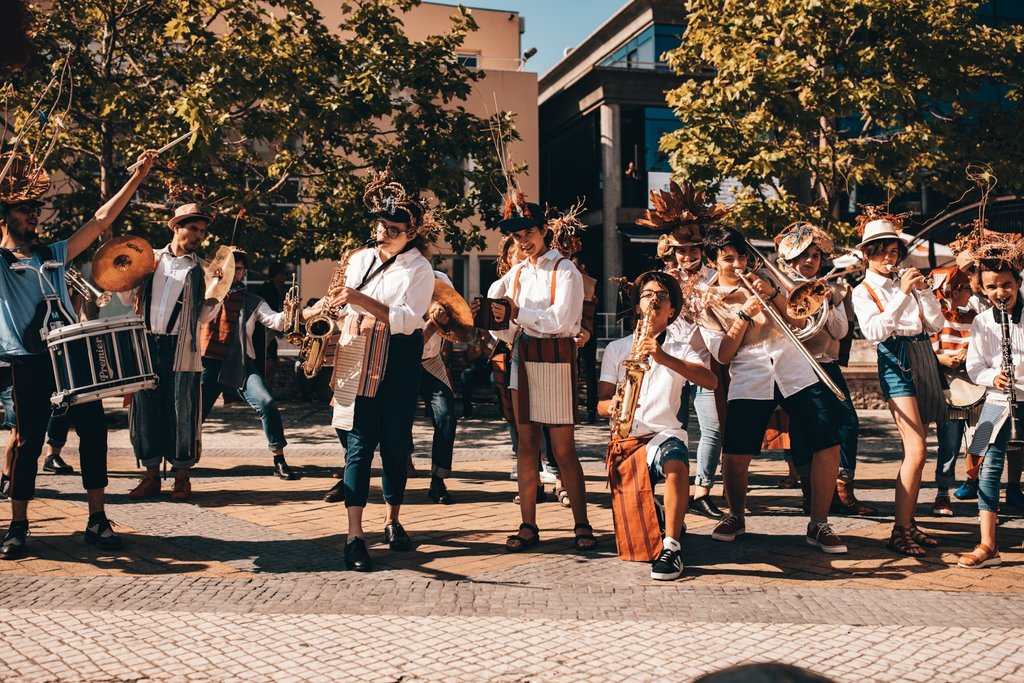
[510, 464, 518, 481]
[538, 463, 558, 485]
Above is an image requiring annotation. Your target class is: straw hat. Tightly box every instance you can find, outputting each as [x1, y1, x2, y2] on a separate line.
[168, 202, 213, 230]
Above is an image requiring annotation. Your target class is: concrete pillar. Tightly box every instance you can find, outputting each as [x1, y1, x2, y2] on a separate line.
[600, 102, 622, 314]
[467, 253, 480, 300]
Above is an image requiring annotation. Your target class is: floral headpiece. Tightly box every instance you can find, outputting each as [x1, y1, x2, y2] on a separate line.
[636, 180, 731, 245]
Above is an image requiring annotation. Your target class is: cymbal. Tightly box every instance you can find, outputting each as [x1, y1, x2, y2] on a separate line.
[204, 245, 236, 302]
[92, 236, 156, 292]
[430, 280, 475, 343]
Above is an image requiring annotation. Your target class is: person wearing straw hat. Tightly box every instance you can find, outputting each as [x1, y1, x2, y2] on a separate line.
[123, 201, 224, 503]
[775, 222, 875, 517]
[851, 207, 945, 556]
[0, 149, 159, 559]
[198, 248, 298, 481]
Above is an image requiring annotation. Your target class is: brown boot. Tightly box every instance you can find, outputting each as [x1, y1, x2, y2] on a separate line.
[128, 476, 161, 500]
[832, 479, 877, 516]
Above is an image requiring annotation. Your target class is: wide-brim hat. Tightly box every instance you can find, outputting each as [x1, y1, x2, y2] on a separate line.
[776, 222, 835, 261]
[630, 270, 684, 326]
[168, 202, 213, 230]
[856, 219, 908, 250]
[498, 202, 544, 234]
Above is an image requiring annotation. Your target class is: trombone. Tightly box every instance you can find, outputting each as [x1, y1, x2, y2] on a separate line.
[739, 243, 845, 401]
[744, 241, 831, 342]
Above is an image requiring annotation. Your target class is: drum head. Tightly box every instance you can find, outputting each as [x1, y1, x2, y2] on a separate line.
[947, 376, 987, 408]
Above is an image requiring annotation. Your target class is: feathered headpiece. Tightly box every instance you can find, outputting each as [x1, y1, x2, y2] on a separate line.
[775, 221, 836, 262]
[362, 167, 443, 239]
[636, 180, 731, 245]
[547, 198, 587, 257]
[0, 152, 50, 206]
[951, 219, 1024, 273]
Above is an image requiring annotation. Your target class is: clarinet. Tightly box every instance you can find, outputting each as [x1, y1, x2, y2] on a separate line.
[997, 297, 1024, 447]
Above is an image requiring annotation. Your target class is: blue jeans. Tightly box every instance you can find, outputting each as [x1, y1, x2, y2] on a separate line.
[417, 370, 456, 477]
[201, 357, 287, 451]
[342, 332, 423, 508]
[648, 437, 690, 483]
[0, 365, 14, 429]
[680, 384, 722, 488]
[130, 335, 200, 469]
[978, 413, 1015, 513]
[935, 419, 966, 492]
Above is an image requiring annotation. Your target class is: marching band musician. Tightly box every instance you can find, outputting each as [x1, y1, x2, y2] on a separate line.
[305, 169, 435, 572]
[198, 248, 298, 481]
[0, 149, 159, 558]
[489, 198, 595, 553]
[700, 225, 848, 554]
[957, 234, 1024, 569]
[775, 223, 875, 517]
[124, 202, 224, 503]
[636, 180, 728, 520]
[851, 209, 946, 556]
[598, 271, 717, 580]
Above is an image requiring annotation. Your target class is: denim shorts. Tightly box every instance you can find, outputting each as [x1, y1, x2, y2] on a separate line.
[648, 436, 690, 483]
[876, 334, 926, 400]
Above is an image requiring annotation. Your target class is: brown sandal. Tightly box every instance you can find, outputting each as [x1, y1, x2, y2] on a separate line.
[888, 525, 926, 557]
[909, 522, 939, 548]
[957, 543, 1002, 569]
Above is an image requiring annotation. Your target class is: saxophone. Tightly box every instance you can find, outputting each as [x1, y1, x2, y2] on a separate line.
[299, 251, 353, 379]
[610, 304, 655, 438]
[997, 297, 1024, 448]
[283, 273, 303, 346]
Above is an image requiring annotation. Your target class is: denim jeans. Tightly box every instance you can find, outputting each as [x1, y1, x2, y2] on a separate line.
[680, 384, 722, 488]
[46, 413, 71, 447]
[789, 362, 859, 479]
[935, 419, 966, 492]
[418, 370, 456, 477]
[648, 436, 690, 484]
[978, 414, 1015, 514]
[201, 357, 287, 451]
[130, 335, 200, 469]
[342, 332, 423, 508]
[0, 383, 14, 429]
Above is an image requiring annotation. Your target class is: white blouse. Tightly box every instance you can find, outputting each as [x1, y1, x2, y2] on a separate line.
[507, 248, 583, 338]
[966, 304, 1024, 401]
[852, 268, 944, 343]
[339, 246, 433, 336]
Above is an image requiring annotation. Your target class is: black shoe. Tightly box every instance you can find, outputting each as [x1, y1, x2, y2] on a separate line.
[323, 480, 345, 503]
[0, 522, 28, 560]
[650, 547, 683, 581]
[43, 454, 74, 475]
[0, 473, 9, 500]
[344, 537, 372, 571]
[384, 521, 412, 551]
[84, 513, 123, 551]
[689, 495, 725, 520]
[428, 475, 454, 504]
[273, 457, 299, 481]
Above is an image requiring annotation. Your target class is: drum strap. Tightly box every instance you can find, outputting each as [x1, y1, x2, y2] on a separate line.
[0, 244, 53, 269]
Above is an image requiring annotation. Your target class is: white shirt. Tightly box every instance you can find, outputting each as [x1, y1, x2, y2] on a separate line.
[600, 331, 709, 463]
[966, 304, 1024, 401]
[339, 246, 433, 335]
[852, 268, 945, 344]
[244, 297, 287, 360]
[120, 246, 220, 334]
[486, 275, 517, 345]
[700, 314, 820, 401]
[422, 271, 454, 359]
[508, 248, 583, 338]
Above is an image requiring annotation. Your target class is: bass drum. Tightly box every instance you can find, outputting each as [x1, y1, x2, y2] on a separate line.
[946, 373, 987, 426]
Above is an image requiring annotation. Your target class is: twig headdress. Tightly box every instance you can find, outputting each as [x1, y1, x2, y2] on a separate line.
[635, 179, 731, 246]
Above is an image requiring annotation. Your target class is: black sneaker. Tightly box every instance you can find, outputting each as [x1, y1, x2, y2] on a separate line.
[384, 521, 412, 551]
[84, 513, 123, 551]
[0, 522, 28, 560]
[650, 547, 683, 581]
[428, 475, 454, 504]
[323, 480, 345, 503]
[689, 494, 725, 520]
[273, 457, 299, 481]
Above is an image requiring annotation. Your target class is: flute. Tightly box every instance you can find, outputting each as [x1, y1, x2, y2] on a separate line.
[126, 128, 199, 172]
[885, 263, 933, 287]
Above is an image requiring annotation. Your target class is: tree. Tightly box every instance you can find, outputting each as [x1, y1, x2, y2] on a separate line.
[5, 0, 512, 263]
[660, 0, 1024, 238]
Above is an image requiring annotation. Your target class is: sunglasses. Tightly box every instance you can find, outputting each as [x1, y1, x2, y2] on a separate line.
[640, 290, 670, 301]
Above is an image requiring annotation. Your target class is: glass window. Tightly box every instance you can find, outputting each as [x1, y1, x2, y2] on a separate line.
[479, 257, 499, 297]
[457, 54, 479, 68]
[644, 107, 678, 173]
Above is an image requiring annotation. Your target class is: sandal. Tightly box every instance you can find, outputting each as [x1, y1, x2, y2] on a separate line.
[573, 522, 598, 551]
[909, 521, 939, 548]
[777, 475, 799, 489]
[957, 543, 1002, 569]
[505, 523, 540, 552]
[554, 482, 571, 508]
[888, 524, 926, 557]
[513, 486, 548, 505]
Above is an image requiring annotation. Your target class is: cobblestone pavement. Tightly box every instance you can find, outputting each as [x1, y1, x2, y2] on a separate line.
[1, 399, 1023, 681]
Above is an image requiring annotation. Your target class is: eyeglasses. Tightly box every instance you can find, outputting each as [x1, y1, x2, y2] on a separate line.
[640, 290, 670, 301]
[375, 221, 410, 239]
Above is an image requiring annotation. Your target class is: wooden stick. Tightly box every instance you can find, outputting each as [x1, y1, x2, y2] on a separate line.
[127, 128, 198, 172]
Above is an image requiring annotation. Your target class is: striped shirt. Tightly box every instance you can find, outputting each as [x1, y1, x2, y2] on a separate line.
[932, 305, 976, 355]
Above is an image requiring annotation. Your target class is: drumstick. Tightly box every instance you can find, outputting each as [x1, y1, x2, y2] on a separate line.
[127, 128, 199, 172]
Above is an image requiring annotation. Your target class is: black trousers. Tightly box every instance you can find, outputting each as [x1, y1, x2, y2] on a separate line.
[9, 353, 108, 501]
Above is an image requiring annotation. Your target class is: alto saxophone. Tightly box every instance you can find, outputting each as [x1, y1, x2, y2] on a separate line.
[300, 251, 353, 379]
[283, 273, 303, 346]
[610, 305, 655, 439]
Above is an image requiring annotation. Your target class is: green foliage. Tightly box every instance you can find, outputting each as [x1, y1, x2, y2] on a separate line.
[661, 0, 1024, 239]
[8, 0, 513, 266]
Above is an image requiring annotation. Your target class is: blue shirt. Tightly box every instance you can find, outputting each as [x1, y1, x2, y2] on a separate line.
[0, 240, 76, 359]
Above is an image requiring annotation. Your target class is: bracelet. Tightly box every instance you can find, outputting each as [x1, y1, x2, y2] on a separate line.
[737, 310, 754, 324]
[768, 285, 781, 300]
